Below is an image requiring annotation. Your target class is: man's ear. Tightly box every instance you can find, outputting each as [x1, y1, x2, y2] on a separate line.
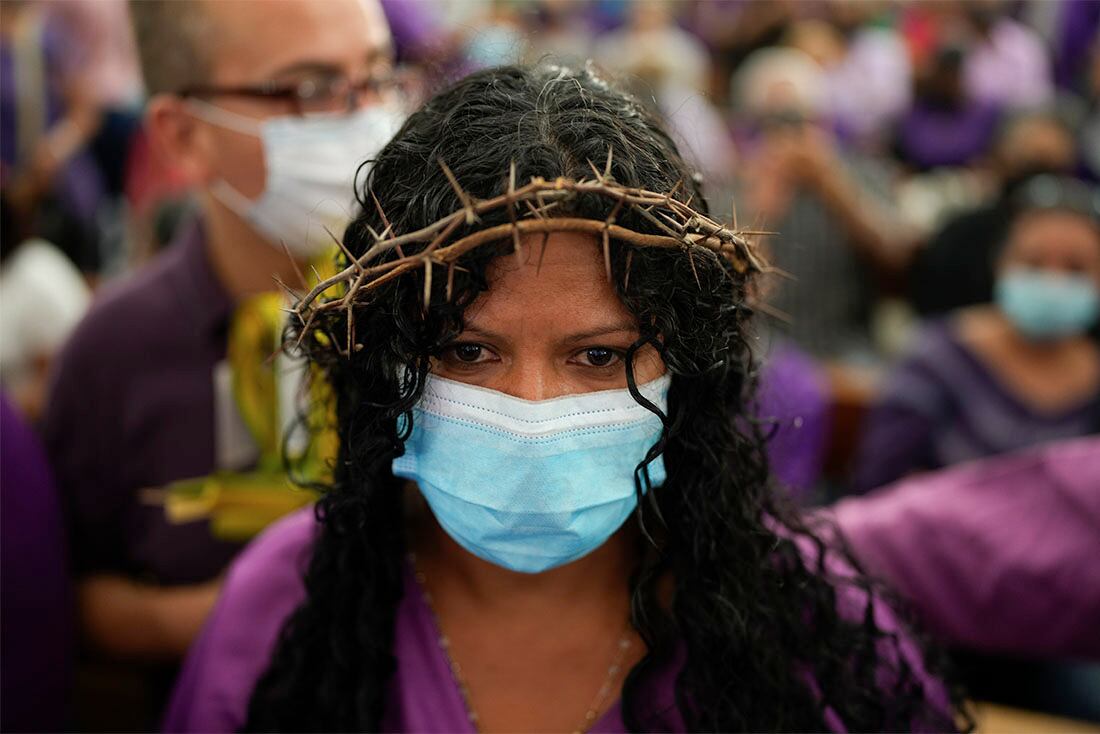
[145, 94, 216, 185]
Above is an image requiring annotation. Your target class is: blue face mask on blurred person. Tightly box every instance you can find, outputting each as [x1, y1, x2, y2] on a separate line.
[392, 374, 670, 573]
[995, 268, 1100, 341]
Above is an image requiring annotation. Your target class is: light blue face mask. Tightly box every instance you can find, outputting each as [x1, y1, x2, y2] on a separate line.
[995, 268, 1100, 341]
[392, 374, 670, 573]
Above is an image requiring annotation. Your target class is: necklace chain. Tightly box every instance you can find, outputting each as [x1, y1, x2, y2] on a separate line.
[410, 554, 632, 734]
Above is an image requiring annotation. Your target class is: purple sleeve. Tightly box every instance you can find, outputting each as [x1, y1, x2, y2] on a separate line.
[832, 437, 1100, 659]
[163, 508, 316, 733]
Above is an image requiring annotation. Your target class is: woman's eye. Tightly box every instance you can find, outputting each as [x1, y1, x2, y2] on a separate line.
[453, 344, 487, 363]
[575, 347, 621, 368]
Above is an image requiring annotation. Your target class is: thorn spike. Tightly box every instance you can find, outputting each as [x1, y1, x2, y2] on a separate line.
[279, 239, 309, 289]
[423, 258, 433, 307]
[602, 227, 612, 282]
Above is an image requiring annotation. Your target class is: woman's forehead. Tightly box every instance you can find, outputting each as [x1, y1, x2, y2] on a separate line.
[468, 232, 637, 336]
[1009, 210, 1100, 257]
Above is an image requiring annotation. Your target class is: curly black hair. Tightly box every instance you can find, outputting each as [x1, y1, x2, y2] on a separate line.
[244, 64, 966, 732]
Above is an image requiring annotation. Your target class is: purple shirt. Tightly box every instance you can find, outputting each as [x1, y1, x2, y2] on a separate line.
[43, 218, 244, 584]
[834, 436, 1100, 660]
[164, 506, 947, 732]
[0, 393, 73, 732]
[853, 321, 1100, 493]
[895, 99, 1002, 170]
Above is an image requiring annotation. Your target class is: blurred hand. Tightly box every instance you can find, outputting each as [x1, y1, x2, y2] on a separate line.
[769, 126, 839, 190]
[747, 125, 837, 221]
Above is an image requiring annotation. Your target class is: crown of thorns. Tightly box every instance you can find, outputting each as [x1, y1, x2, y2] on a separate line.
[287, 154, 770, 357]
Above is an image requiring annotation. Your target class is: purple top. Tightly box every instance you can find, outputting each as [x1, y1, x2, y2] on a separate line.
[895, 99, 1002, 170]
[853, 321, 1100, 493]
[42, 218, 244, 584]
[0, 393, 74, 732]
[164, 507, 947, 732]
[756, 340, 829, 496]
[163, 508, 681, 733]
[834, 436, 1100, 660]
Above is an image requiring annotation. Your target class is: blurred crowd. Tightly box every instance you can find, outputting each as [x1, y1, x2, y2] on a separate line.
[0, 0, 1097, 731]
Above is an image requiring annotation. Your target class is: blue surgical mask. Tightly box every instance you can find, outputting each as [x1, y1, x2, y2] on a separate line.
[995, 268, 1100, 341]
[392, 374, 670, 573]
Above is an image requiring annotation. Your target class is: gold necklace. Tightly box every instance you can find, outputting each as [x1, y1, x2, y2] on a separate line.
[410, 554, 633, 734]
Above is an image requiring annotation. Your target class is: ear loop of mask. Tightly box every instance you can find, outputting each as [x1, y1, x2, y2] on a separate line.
[185, 97, 263, 137]
[624, 331, 671, 548]
[184, 98, 267, 219]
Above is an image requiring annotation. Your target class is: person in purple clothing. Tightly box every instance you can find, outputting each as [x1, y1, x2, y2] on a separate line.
[854, 177, 1100, 493]
[41, 0, 401, 727]
[166, 64, 963, 733]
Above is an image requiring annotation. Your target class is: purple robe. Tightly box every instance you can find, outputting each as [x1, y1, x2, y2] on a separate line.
[163, 506, 947, 732]
[834, 436, 1100, 660]
[163, 508, 680, 732]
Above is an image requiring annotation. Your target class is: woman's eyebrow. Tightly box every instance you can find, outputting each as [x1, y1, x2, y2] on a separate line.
[457, 324, 639, 344]
[561, 324, 640, 344]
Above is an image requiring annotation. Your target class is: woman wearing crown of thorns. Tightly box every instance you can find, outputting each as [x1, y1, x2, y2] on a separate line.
[164, 65, 967, 734]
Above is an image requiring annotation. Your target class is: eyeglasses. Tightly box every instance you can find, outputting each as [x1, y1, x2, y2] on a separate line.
[178, 68, 408, 116]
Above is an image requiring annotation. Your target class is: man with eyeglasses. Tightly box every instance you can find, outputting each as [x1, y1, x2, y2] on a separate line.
[40, 0, 402, 726]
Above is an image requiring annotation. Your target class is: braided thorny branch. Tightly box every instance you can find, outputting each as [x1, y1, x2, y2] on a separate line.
[291, 158, 770, 356]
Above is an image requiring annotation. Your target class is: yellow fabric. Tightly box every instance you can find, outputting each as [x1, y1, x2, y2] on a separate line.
[227, 292, 284, 468]
[162, 251, 340, 541]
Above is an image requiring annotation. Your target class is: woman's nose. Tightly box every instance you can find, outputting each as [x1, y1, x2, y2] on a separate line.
[492, 362, 569, 402]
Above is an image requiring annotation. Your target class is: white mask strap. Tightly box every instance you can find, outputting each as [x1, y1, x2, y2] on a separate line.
[209, 178, 257, 217]
[185, 97, 263, 137]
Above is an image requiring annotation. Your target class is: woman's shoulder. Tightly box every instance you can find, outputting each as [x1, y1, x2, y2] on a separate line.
[163, 506, 319, 733]
[219, 505, 319, 606]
